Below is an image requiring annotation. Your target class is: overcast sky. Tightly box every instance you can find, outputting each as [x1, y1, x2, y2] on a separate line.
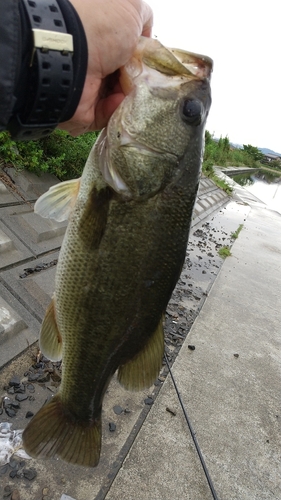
[147, 0, 281, 153]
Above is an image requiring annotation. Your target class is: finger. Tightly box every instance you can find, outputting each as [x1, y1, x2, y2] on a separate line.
[141, 1, 153, 37]
[94, 92, 125, 130]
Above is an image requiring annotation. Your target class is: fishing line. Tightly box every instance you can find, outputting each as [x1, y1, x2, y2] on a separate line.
[164, 352, 219, 500]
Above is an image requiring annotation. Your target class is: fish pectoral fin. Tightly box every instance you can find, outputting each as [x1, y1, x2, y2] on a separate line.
[34, 178, 81, 222]
[39, 298, 62, 362]
[22, 394, 101, 467]
[117, 317, 164, 391]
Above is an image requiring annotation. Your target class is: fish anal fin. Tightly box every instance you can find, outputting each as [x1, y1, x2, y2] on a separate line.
[34, 178, 80, 222]
[22, 394, 101, 467]
[39, 298, 62, 362]
[117, 317, 164, 391]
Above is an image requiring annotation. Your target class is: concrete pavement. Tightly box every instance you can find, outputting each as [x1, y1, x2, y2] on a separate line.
[105, 204, 281, 500]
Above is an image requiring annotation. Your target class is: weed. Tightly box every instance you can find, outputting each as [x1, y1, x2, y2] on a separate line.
[231, 224, 244, 239]
[218, 246, 232, 258]
[211, 175, 233, 195]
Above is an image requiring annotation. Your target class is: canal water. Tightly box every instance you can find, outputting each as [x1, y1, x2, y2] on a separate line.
[232, 170, 281, 214]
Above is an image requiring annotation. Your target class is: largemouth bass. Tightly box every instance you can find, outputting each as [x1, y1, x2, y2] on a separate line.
[23, 37, 212, 467]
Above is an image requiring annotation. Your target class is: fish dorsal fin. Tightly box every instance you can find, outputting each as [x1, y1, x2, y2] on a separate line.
[39, 298, 62, 362]
[117, 316, 164, 391]
[34, 178, 80, 222]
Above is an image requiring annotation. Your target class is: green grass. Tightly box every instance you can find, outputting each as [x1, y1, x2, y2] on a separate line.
[211, 174, 233, 195]
[218, 246, 232, 258]
[231, 224, 244, 239]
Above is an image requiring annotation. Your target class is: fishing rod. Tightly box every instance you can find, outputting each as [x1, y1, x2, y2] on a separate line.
[164, 353, 219, 500]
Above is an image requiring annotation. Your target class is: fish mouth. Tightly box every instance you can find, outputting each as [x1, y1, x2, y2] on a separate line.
[141, 37, 213, 80]
[120, 37, 213, 95]
[167, 47, 213, 80]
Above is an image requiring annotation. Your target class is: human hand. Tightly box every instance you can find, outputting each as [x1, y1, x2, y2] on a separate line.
[59, 0, 153, 136]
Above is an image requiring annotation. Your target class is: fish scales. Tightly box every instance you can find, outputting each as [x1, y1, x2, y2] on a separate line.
[23, 37, 212, 467]
[58, 187, 193, 403]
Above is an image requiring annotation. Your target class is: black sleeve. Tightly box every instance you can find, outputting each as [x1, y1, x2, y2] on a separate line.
[0, 0, 22, 130]
[0, 0, 88, 138]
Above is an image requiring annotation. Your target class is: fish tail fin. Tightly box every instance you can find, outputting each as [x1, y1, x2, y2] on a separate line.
[22, 394, 101, 467]
[118, 316, 164, 391]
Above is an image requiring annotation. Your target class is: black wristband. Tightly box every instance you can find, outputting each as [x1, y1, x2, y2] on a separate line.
[7, 0, 88, 141]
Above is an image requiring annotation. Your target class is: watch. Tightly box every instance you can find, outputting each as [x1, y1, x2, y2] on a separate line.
[8, 0, 87, 141]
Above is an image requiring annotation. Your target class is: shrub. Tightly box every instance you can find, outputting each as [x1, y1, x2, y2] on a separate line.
[0, 129, 98, 180]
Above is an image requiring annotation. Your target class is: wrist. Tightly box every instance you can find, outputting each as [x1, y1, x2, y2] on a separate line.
[7, 0, 88, 141]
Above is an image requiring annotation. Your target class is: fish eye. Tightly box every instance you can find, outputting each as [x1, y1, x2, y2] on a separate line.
[181, 99, 202, 126]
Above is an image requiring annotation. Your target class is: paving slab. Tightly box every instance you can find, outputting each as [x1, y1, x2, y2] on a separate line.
[192, 176, 229, 227]
[105, 205, 281, 500]
[0, 205, 67, 257]
[1, 252, 59, 327]
[0, 284, 40, 368]
[198, 178, 216, 193]
[2, 166, 60, 201]
[0, 228, 14, 254]
[0, 221, 34, 271]
[0, 180, 22, 206]
[197, 198, 212, 211]
[193, 199, 205, 212]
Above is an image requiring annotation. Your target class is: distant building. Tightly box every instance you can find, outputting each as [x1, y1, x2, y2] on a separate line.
[262, 153, 281, 164]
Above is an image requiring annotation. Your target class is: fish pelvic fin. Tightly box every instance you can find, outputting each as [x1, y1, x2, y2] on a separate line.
[22, 394, 101, 467]
[117, 316, 164, 391]
[34, 178, 80, 222]
[39, 297, 62, 362]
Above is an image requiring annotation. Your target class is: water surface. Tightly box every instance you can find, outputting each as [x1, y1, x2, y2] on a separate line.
[232, 170, 281, 214]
